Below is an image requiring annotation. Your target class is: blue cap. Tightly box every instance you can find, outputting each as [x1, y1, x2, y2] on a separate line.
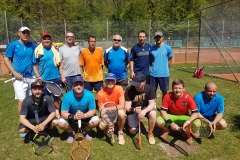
[105, 73, 116, 80]
[131, 73, 146, 87]
[73, 76, 84, 83]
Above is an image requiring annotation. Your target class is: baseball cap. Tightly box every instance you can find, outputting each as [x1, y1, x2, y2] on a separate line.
[154, 31, 163, 37]
[105, 73, 116, 80]
[41, 32, 51, 38]
[73, 76, 84, 83]
[131, 73, 146, 87]
[19, 27, 30, 32]
[31, 81, 44, 89]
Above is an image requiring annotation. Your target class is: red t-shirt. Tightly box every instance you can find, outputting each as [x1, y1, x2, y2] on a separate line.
[161, 92, 198, 115]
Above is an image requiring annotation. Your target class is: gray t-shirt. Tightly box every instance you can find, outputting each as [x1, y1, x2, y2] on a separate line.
[59, 45, 84, 77]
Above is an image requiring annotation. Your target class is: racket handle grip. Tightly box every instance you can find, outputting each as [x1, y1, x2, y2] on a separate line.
[4, 77, 16, 83]
[111, 133, 115, 143]
[78, 120, 81, 128]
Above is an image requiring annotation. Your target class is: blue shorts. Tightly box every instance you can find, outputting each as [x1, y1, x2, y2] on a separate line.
[116, 78, 128, 91]
[205, 114, 216, 122]
[63, 75, 81, 91]
[84, 81, 103, 92]
[43, 78, 62, 100]
[149, 76, 169, 92]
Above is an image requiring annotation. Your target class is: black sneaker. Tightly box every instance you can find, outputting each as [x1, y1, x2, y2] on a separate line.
[208, 133, 214, 139]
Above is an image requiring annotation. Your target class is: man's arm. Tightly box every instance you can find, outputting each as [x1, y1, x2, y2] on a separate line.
[124, 101, 132, 113]
[117, 99, 125, 110]
[168, 57, 172, 69]
[4, 56, 22, 79]
[59, 62, 66, 83]
[129, 60, 135, 79]
[20, 115, 37, 132]
[41, 112, 56, 127]
[33, 64, 42, 81]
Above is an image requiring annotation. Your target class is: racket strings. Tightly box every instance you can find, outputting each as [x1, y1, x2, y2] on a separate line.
[191, 120, 212, 137]
[32, 136, 53, 156]
[45, 83, 62, 96]
[71, 138, 90, 160]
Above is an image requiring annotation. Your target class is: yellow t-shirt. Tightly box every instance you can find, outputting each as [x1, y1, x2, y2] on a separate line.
[79, 48, 104, 82]
[97, 85, 124, 109]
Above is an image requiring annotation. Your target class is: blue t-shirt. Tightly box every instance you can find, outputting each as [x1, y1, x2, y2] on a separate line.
[61, 89, 96, 114]
[5, 40, 36, 78]
[131, 43, 151, 75]
[194, 92, 224, 117]
[104, 46, 130, 80]
[149, 44, 173, 77]
[33, 48, 60, 81]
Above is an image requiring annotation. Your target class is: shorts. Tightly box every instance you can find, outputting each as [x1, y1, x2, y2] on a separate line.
[58, 115, 99, 126]
[157, 114, 190, 126]
[149, 76, 169, 91]
[62, 75, 81, 91]
[43, 78, 62, 100]
[205, 114, 216, 122]
[127, 107, 156, 128]
[116, 78, 128, 91]
[18, 115, 57, 130]
[13, 77, 36, 100]
[84, 81, 103, 92]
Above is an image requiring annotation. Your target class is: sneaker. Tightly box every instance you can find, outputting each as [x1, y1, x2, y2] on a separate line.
[118, 132, 125, 145]
[208, 133, 214, 139]
[67, 132, 75, 144]
[147, 133, 155, 145]
[85, 131, 92, 141]
[20, 133, 27, 138]
[181, 132, 193, 145]
[24, 132, 34, 143]
[160, 130, 169, 140]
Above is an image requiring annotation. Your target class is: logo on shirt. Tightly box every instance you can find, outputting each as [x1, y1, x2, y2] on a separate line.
[182, 101, 187, 106]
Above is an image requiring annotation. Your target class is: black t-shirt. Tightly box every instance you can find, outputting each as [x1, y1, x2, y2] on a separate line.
[125, 84, 155, 108]
[20, 94, 55, 119]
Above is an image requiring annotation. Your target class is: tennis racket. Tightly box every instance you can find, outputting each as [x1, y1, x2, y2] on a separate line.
[4, 63, 34, 83]
[183, 118, 213, 138]
[100, 101, 118, 143]
[32, 110, 53, 156]
[138, 120, 142, 149]
[71, 120, 90, 160]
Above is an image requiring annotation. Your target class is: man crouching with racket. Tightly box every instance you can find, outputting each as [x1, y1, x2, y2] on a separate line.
[125, 73, 157, 145]
[19, 81, 58, 142]
[156, 79, 199, 145]
[58, 76, 100, 143]
[97, 73, 126, 145]
[194, 82, 227, 139]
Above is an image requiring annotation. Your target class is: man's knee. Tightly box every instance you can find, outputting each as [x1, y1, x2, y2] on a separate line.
[99, 121, 107, 130]
[218, 119, 227, 130]
[156, 119, 165, 128]
[148, 110, 157, 121]
[118, 109, 126, 120]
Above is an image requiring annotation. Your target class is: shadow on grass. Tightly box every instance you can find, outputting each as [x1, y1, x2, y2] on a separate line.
[231, 115, 240, 131]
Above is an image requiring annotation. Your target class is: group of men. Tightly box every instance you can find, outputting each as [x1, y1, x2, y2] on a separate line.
[4, 27, 227, 146]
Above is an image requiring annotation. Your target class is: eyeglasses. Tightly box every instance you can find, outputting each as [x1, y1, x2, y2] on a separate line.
[113, 39, 122, 42]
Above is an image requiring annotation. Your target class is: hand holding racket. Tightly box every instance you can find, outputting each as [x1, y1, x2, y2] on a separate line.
[183, 118, 213, 138]
[71, 118, 90, 160]
[100, 101, 118, 143]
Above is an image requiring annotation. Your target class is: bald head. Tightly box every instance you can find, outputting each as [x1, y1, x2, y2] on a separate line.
[204, 82, 217, 99]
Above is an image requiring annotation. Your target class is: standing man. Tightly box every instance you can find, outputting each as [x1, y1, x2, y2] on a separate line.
[130, 30, 151, 84]
[80, 36, 104, 92]
[59, 31, 83, 90]
[104, 34, 130, 91]
[156, 79, 199, 144]
[194, 82, 227, 139]
[19, 80, 58, 142]
[97, 73, 126, 145]
[58, 76, 100, 143]
[125, 73, 156, 145]
[4, 27, 37, 113]
[149, 31, 173, 100]
[33, 32, 61, 118]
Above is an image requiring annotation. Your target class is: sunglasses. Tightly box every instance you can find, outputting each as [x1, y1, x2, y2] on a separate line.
[113, 39, 122, 42]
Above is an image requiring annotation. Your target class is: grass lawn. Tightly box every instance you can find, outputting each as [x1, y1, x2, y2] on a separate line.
[0, 63, 240, 160]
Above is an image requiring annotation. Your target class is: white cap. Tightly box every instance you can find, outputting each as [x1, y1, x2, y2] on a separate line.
[19, 27, 30, 32]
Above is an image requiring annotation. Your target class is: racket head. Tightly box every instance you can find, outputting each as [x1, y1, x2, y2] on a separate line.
[188, 118, 213, 138]
[71, 136, 90, 160]
[100, 101, 118, 125]
[44, 81, 62, 97]
[32, 132, 53, 156]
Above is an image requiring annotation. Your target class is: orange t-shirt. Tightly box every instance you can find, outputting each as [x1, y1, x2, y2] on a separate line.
[79, 48, 104, 82]
[97, 85, 124, 109]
